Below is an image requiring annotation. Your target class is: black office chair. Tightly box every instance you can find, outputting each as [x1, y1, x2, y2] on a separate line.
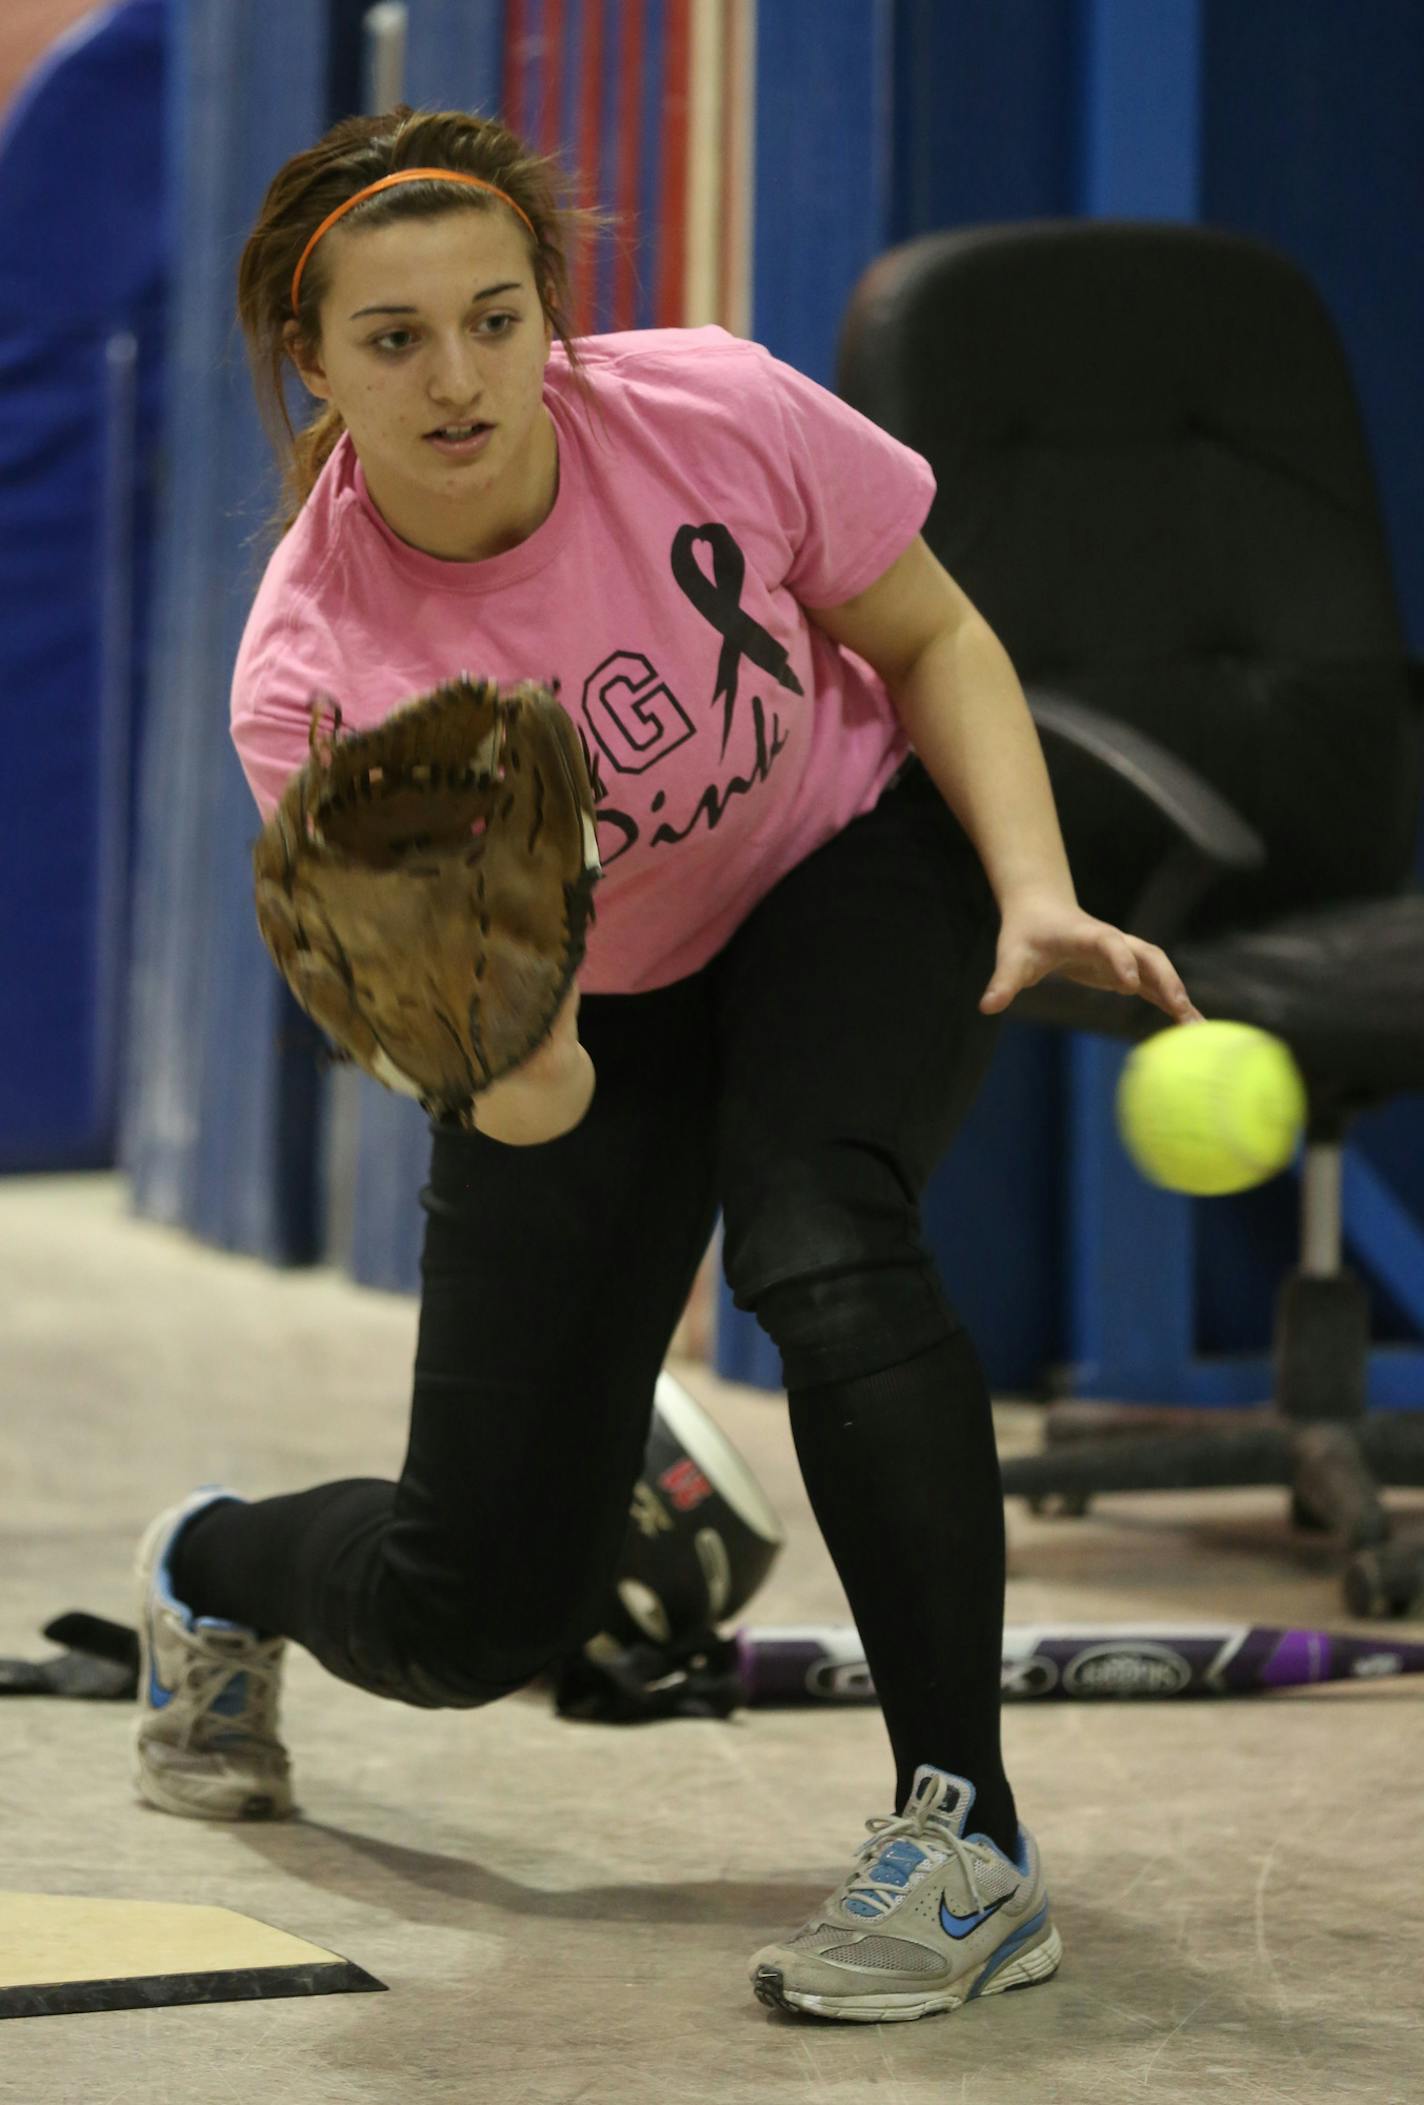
[838, 221, 1424, 1616]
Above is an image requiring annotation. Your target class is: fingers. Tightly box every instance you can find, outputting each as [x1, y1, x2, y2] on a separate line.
[1084, 930, 1202, 1022]
[979, 962, 1017, 1013]
[1104, 932, 1139, 995]
[980, 948, 1044, 1014]
[981, 921, 1202, 1025]
[1125, 938, 1203, 1023]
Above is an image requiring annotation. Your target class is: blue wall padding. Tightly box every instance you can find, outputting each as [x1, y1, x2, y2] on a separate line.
[0, 0, 167, 327]
[891, 0, 1078, 237]
[121, 0, 329, 1259]
[1192, 0, 1424, 1351]
[343, 1086, 430, 1295]
[1075, 0, 1202, 217]
[400, 0, 505, 111]
[0, 0, 167, 1169]
[750, 0, 895, 389]
[1203, 0, 1424, 658]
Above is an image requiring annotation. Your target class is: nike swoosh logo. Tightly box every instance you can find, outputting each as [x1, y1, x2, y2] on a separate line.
[940, 1890, 1016, 1940]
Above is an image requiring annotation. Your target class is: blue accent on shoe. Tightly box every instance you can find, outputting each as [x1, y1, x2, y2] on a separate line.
[965, 1824, 1030, 1872]
[966, 1899, 1051, 1999]
[144, 1489, 248, 1713]
[939, 1889, 1016, 1940]
[194, 1620, 251, 1717]
[145, 1614, 251, 1716]
[843, 1839, 930, 1919]
[873, 1841, 927, 1890]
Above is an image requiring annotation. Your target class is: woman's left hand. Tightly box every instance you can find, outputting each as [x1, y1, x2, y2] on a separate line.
[979, 888, 1204, 1022]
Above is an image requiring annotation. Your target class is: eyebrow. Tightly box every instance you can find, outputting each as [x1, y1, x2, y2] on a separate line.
[349, 280, 524, 320]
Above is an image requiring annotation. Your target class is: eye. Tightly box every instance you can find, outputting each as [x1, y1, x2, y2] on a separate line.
[369, 312, 518, 356]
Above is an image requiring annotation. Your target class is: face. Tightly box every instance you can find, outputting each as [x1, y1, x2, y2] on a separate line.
[287, 208, 557, 559]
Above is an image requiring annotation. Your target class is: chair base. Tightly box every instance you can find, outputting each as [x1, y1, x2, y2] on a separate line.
[1000, 1407, 1424, 1617]
[1002, 1268, 1424, 1618]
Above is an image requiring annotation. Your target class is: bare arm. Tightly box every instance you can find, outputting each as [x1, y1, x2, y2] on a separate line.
[470, 986, 596, 1145]
[808, 538, 1199, 1020]
[807, 536, 1073, 904]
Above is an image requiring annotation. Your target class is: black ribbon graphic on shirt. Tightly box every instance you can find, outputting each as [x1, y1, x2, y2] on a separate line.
[671, 523, 804, 759]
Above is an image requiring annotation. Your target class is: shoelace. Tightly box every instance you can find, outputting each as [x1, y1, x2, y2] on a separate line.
[175, 1627, 285, 1751]
[840, 1807, 989, 1922]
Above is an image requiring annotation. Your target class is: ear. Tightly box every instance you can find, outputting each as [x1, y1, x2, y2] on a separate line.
[283, 320, 332, 404]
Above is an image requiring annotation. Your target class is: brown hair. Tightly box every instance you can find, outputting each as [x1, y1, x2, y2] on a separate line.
[237, 106, 619, 537]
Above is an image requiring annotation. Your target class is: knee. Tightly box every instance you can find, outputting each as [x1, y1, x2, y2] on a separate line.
[388, 1641, 554, 1710]
[723, 1169, 963, 1389]
[402, 1575, 594, 1706]
[362, 1623, 566, 1710]
[739, 1258, 960, 1392]
[329, 1570, 575, 1711]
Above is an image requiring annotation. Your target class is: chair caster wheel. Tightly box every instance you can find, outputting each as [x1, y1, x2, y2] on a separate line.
[1027, 1492, 1092, 1519]
[1343, 1545, 1423, 1620]
[1289, 1490, 1330, 1534]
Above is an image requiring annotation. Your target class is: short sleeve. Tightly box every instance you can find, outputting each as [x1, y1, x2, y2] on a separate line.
[230, 600, 344, 820]
[759, 347, 937, 608]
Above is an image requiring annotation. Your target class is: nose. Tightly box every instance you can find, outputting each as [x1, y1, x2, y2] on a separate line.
[426, 331, 487, 412]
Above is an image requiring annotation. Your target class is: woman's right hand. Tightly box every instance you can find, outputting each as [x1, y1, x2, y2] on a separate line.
[470, 986, 595, 1145]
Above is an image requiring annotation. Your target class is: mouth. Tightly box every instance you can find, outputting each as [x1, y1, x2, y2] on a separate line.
[425, 421, 495, 457]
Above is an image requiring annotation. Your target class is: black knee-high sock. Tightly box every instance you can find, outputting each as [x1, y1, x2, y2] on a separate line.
[787, 1329, 1018, 1857]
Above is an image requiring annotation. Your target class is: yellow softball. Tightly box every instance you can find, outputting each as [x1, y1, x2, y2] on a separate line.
[1115, 1020, 1307, 1195]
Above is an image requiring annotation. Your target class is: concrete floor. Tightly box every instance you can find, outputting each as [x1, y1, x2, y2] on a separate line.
[3, 1173, 1422, 2104]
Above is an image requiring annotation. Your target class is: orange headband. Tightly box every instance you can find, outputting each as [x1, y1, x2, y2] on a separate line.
[290, 168, 537, 314]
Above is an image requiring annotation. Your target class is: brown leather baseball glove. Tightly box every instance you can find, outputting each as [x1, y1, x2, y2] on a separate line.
[252, 674, 601, 1127]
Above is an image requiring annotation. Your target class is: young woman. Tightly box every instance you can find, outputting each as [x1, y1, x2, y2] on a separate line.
[134, 106, 1200, 2024]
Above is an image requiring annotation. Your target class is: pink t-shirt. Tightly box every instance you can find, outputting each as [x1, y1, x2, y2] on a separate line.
[230, 325, 935, 994]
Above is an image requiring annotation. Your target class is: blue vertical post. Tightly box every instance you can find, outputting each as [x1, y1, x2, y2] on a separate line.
[1062, 1037, 1196, 1398]
[123, 0, 330, 1259]
[1075, 0, 1203, 221]
[1054, 0, 1207, 1401]
[1199, 0, 1424, 1385]
[399, 0, 504, 107]
[749, 0, 896, 382]
[94, 328, 140, 1147]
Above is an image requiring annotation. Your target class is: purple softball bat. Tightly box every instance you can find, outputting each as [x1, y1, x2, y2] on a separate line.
[733, 1622, 1424, 1703]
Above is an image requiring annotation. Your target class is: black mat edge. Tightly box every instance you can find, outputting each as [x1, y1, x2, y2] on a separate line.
[0, 1956, 387, 2020]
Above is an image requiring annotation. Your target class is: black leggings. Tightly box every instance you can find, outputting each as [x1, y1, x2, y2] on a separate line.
[175, 757, 1019, 1846]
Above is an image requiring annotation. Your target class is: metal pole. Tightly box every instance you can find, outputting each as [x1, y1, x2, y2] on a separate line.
[363, 1, 408, 112]
[1301, 1141, 1345, 1277]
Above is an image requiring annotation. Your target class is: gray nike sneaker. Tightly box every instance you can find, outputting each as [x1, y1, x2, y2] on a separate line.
[749, 1765, 1061, 2022]
[133, 1488, 294, 1820]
